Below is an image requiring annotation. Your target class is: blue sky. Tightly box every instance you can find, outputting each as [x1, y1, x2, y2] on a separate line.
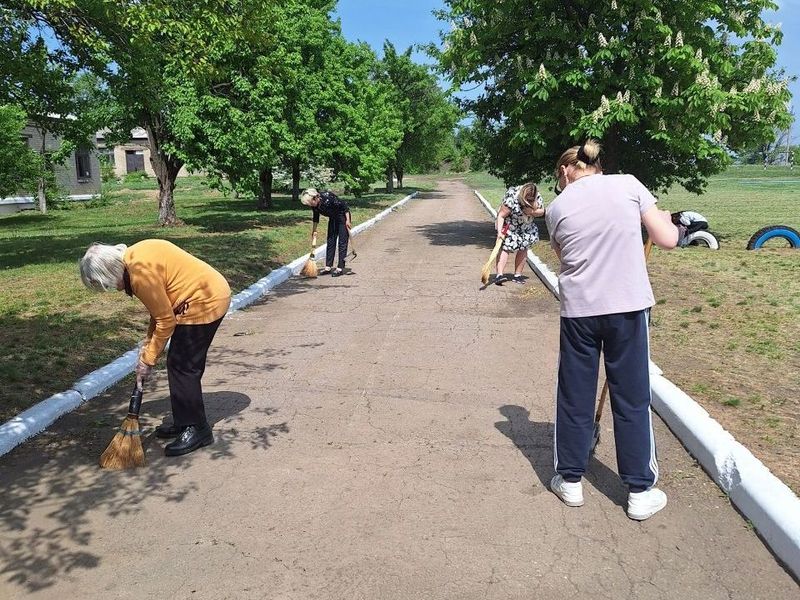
[335, 0, 800, 120]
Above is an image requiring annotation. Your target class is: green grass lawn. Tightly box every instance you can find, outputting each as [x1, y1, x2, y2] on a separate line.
[467, 166, 800, 493]
[0, 176, 422, 421]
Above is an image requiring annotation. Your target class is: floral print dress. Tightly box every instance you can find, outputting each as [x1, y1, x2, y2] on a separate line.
[500, 185, 543, 251]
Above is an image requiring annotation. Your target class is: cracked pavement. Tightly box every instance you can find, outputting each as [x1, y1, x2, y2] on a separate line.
[0, 180, 797, 599]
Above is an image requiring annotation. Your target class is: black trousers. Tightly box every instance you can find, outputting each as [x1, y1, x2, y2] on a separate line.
[326, 212, 349, 269]
[166, 316, 223, 428]
[554, 310, 658, 493]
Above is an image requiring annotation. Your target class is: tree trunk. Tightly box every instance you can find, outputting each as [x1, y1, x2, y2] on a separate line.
[258, 167, 273, 210]
[37, 133, 47, 214]
[292, 159, 301, 202]
[386, 166, 394, 192]
[146, 120, 184, 226]
[396, 165, 404, 190]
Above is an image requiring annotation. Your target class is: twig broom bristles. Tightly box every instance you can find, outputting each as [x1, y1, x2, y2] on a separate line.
[301, 249, 319, 278]
[480, 223, 510, 285]
[99, 384, 145, 469]
[591, 239, 654, 454]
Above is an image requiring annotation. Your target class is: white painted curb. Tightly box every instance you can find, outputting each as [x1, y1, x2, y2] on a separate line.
[475, 188, 800, 578]
[0, 191, 418, 457]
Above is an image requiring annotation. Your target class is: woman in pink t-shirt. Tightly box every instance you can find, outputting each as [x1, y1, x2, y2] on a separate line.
[545, 139, 678, 520]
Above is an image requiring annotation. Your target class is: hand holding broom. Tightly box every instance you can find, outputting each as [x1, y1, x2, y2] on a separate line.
[480, 222, 510, 285]
[99, 382, 145, 469]
[591, 239, 655, 454]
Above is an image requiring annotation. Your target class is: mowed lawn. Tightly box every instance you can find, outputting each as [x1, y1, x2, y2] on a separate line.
[0, 177, 420, 421]
[466, 166, 800, 494]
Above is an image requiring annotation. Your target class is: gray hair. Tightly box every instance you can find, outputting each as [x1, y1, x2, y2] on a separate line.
[300, 188, 319, 206]
[79, 243, 127, 292]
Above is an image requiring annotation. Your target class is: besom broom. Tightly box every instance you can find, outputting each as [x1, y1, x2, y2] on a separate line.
[99, 383, 145, 469]
[301, 248, 319, 278]
[480, 223, 510, 285]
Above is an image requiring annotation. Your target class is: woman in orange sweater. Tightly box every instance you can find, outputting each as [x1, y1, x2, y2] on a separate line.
[80, 240, 231, 457]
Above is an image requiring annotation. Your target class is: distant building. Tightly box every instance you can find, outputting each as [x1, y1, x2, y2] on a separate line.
[95, 127, 190, 178]
[0, 123, 101, 215]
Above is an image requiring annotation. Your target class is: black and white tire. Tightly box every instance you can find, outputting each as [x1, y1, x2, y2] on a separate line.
[685, 230, 720, 249]
[746, 225, 800, 250]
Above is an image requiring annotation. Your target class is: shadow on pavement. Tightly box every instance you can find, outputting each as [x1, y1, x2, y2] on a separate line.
[495, 405, 627, 507]
[414, 219, 496, 249]
[0, 344, 290, 593]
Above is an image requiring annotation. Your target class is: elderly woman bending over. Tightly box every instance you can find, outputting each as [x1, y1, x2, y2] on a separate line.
[80, 240, 231, 457]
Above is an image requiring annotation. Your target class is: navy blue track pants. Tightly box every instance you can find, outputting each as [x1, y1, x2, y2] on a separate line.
[325, 212, 350, 269]
[554, 310, 658, 493]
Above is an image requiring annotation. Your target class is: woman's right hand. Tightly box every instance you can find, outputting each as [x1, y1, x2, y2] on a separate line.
[135, 360, 152, 388]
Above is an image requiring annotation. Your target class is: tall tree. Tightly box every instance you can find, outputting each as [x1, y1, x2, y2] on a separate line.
[0, 12, 101, 212]
[317, 39, 404, 195]
[436, 0, 793, 192]
[380, 42, 459, 189]
[9, 0, 251, 224]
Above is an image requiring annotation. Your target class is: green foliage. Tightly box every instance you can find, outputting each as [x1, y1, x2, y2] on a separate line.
[436, 0, 793, 192]
[7, 0, 254, 223]
[0, 104, 41, 197]
[168, 1, 403, 201]
[379, 42, 460, 183]
[443, 122, 489, 172]
[319, 40, 403, 194]
[123, 171, 149, 184]
[0, 12, 105, 209]
[98, 155, 116, 183]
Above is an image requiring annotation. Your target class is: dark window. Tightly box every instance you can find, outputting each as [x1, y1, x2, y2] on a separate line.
[75, 148, 92, 181]
[125, 149, 145, 173]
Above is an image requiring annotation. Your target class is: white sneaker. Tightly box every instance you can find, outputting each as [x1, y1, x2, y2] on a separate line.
[627, 488, 667, 520]
[550, 474, 584, 507]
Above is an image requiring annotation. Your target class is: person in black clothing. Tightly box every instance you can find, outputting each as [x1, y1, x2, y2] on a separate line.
[301, 188, 352, 276]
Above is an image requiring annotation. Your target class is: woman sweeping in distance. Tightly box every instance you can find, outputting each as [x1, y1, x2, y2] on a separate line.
[545, 139, 679, 520]
[300, 187, 352, 277]
[79, 240, 231, 457]
[494, 182, 545, 284]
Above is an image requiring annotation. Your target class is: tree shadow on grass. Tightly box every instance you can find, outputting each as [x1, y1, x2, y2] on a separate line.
[0, 343, 289, 593]
[494, 405, 627, 506]
[0, 229, 285, 293]
[183, 191, 411, 234]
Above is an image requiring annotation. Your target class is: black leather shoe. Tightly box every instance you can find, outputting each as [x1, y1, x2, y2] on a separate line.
[155, 423, 182, 439]
[164, 424, 214, 457]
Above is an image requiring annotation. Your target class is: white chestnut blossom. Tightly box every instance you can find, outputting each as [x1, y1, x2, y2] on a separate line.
[537, 63, 548, 80]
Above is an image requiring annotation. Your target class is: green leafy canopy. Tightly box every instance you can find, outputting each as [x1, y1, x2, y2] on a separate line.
[436, 0, 793, 193]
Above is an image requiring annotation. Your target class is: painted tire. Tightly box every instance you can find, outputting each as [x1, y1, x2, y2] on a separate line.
[685, 230, 720, 249]
[746, 225, 800, 250]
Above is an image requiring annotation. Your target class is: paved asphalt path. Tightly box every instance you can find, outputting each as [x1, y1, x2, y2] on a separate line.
[1, 180, 797, 599]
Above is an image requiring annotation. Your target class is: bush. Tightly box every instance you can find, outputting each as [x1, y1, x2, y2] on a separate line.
[99, 156, 117, 183]
[123, 170, 149, 183]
